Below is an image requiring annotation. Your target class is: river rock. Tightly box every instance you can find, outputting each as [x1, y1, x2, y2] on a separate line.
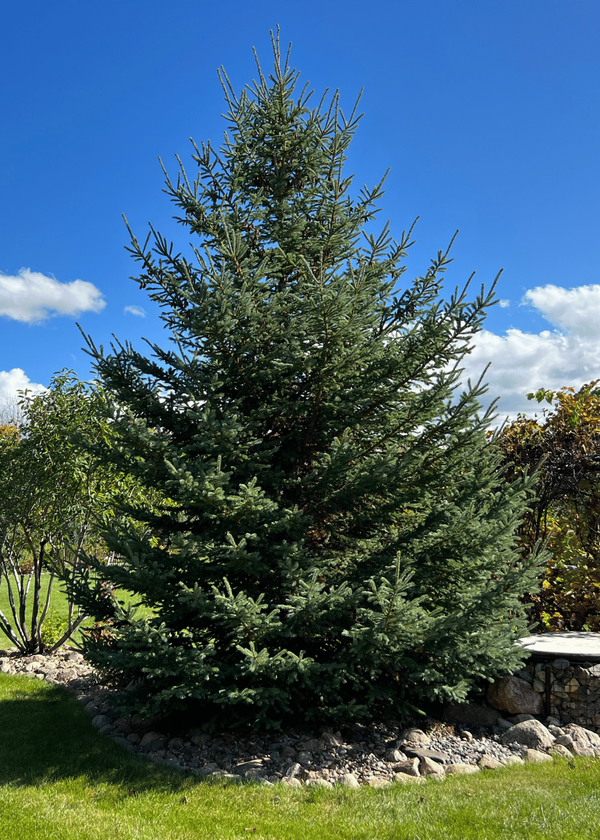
[487, 676, 543, 715]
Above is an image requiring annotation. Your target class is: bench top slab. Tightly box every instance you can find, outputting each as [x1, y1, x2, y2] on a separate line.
[519, 632, 600, 661]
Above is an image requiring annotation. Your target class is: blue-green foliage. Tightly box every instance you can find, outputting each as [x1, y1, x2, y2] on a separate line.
[69, 35, 541, 728]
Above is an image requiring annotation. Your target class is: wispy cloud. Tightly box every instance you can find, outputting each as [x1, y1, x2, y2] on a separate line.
[463, 284, 600, 419]
[0, 268, 105, 323]
[124, 305, 146, 317]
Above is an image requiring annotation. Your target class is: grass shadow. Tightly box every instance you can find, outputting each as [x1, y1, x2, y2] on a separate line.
[0, 673, 192, 793]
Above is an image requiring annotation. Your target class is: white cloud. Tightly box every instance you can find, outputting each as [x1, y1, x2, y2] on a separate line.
[0, 268, 105, 323]
[462, 284, 600, 420]
[124, 305, 146, 317]
[0, 369, 47, 423]
[498, 299, 510, 308]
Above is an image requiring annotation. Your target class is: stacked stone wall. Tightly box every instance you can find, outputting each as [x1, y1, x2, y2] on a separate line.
[520, 659, 600, 731]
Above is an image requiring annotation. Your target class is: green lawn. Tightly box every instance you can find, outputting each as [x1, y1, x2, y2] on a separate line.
[0, 574, 151, 649]
[1, 672, 600, 840]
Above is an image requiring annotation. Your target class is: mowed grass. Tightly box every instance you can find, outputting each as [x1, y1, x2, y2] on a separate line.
[0, 575, 152, 649]
[1, 674, 600, 840]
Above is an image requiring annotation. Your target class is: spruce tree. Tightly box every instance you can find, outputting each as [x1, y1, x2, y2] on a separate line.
[73, 34, 541, 728]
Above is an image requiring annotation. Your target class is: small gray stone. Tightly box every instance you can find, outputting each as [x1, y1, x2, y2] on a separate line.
[236, 759, 265, 775]
[297, 739, 324, 752]
[306, 778, 333, 788]
[284, 762, 302, 779]
[384, 748, 406, 763]
[400, 728, 430, 744]
[339, 773, 360, 788]
[445, 763, 480, 775]
[419, 756, 444, 776]
[367, 777, 391, 788]
[140, 731, 167, 751]
[393, 773, 425, 784]
[321, 731, 342, 747]
[281, 777, 302, 787]
[91, 714, 111, 729]
[548, 744, 573, 759]
[391, 758, 420, 776]
[403, 746, 449, 762]
[478, 755, 504, 770]
[554, 734, 575, 752]
[523, 749, 553, 763]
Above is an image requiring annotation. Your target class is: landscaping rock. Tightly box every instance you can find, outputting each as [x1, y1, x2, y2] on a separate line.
[478, 755, 504, 770]
[400, 728, 430, 744]
[403, 746, 449, 762]
[306, 778, 333, 788]
[445, 763, 480, 775]
[523, 749, 553, 763]
[338, 773, 360, 788]
[384, 748, 407, 763]
[500, 720, 554, 751]
[4, 648, 584, 788]
[487, 676, 543, 715]
[548, 744, 573, 759]
[140, 732, 167, 751]
[391, 758, 420, 776]
[393, 773, 425, 784]
[419, 756, 444, 776]
[563, 723, 600, 749]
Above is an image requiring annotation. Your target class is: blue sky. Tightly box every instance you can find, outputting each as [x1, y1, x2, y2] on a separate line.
[1, 0, 599, 419]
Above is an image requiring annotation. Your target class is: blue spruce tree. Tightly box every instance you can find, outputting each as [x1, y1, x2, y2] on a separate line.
[73, 34, 541, 729]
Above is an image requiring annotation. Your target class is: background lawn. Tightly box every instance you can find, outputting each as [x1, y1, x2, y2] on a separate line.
[0, 574, 152, 650]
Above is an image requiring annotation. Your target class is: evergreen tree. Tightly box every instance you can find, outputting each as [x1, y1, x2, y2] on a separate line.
[73, 34, 541, 728]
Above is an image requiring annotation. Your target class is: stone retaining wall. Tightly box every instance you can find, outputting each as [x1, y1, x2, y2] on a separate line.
[519, 659, 600, 731]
